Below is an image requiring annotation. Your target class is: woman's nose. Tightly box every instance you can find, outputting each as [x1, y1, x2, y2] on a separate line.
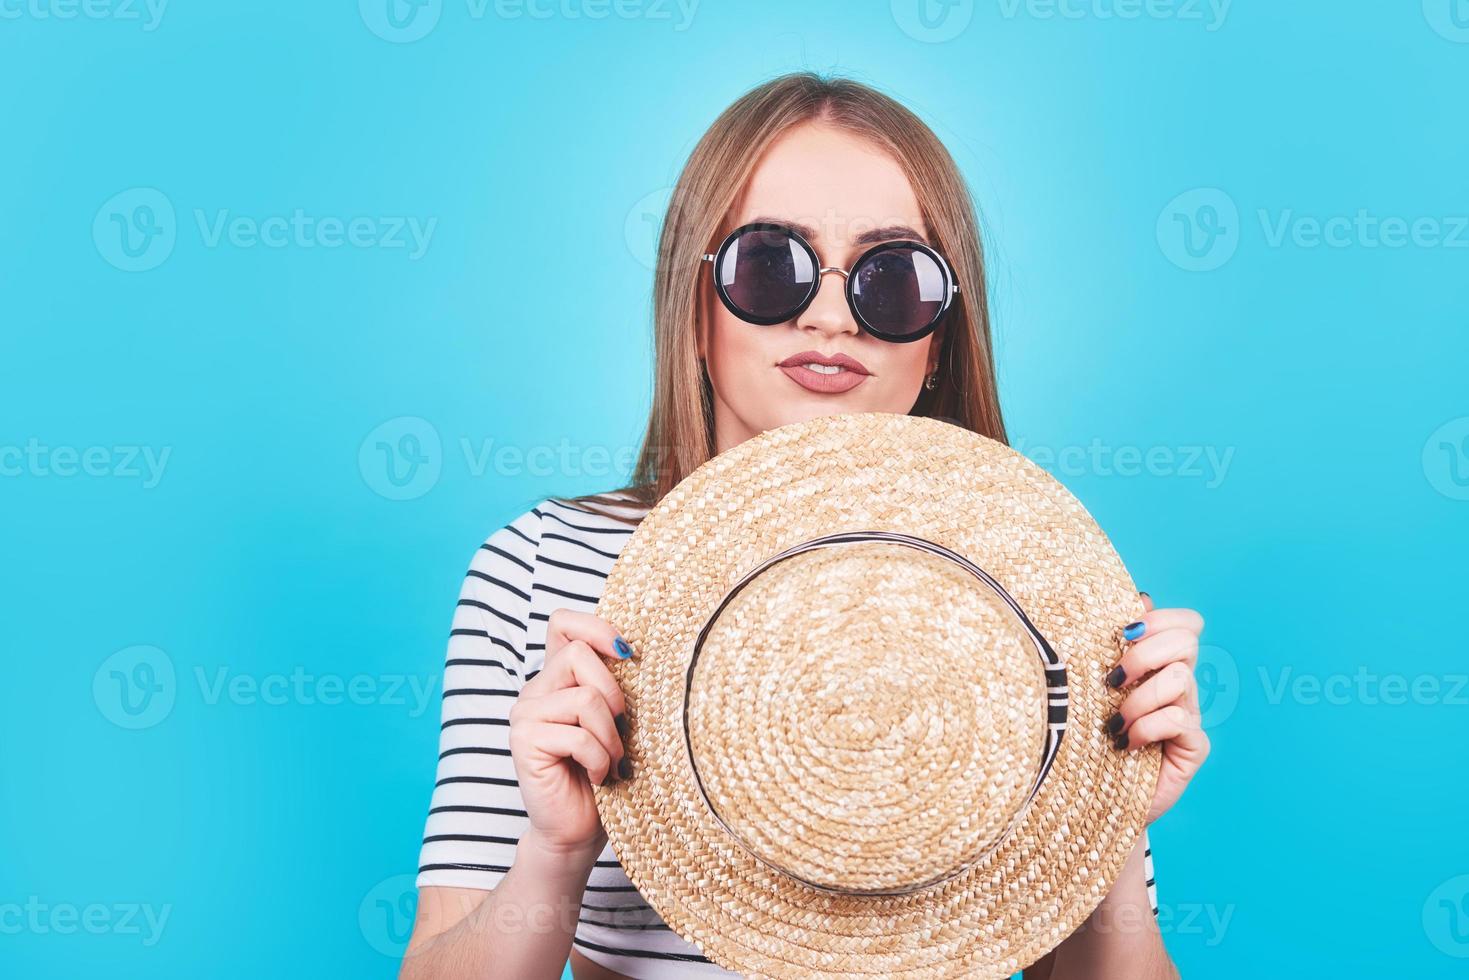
[795, 267, 859, 337]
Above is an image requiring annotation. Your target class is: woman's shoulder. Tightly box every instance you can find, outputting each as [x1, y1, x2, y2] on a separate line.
[471, 489, 648, 585]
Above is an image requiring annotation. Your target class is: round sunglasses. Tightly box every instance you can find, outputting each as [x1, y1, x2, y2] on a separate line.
[701, 222, 960, 343]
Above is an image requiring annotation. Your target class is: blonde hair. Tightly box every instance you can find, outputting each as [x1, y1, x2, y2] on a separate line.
[562, 72, 1006, 523]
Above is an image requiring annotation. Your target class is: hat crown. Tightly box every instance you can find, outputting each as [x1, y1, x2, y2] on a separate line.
[685, 534, 1052, 895]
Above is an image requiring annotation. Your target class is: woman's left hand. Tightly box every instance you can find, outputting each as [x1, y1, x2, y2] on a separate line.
[1106, 593, 1210, 825]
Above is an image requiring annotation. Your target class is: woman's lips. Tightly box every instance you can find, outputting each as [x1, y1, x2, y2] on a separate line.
[776, 351, 871, 395]
[779, 364, 869, 394]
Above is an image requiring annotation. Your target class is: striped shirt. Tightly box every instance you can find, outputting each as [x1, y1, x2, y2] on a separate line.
[417, 493, 1159, 977]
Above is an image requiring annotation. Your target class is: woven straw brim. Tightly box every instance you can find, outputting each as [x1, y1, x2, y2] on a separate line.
[594, 412, 1158, 979]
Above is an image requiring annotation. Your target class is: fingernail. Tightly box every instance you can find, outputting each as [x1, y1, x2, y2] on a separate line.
[1105, 712, 1125, 735]
[1106, 665, 1127, 689]
[618, 756, 634, 780]
[1123, 621, 1146, 642]
[614, 712, 630, 738]
[614, 636, 633, 659]
[1138, 591, 1150, 601]
[1113, 731, 1130, 750]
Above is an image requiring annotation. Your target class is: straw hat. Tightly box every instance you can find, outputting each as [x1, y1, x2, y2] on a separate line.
[593, 412, 1158, 978]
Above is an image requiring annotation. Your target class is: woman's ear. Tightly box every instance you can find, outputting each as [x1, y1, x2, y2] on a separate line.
[926, 324, 947, 375]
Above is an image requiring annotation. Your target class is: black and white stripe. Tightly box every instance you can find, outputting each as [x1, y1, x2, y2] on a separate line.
[416, 497, 1159, 977]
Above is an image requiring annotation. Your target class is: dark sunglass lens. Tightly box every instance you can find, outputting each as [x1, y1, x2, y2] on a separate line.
[718, 228, 815, 320]
[851, 247, 948, 337]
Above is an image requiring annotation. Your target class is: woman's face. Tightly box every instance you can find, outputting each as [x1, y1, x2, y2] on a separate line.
[697, 121, 943, 453]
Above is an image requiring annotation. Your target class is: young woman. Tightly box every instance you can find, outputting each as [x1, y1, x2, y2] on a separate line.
[400, 73, 1209, 980]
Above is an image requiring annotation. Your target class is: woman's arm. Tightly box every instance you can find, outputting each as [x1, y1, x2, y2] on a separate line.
[401, 831, 601, 980]
[1030, 593, 1208, 979]
[398, 510, 633, 979]
[1026, 838, 1177, 980]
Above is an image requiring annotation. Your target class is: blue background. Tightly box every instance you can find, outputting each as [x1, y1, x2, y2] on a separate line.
[3, 1, 1466, 977]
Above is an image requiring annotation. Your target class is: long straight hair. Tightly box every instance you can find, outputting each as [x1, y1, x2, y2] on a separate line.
[560, 72, 1006, 523]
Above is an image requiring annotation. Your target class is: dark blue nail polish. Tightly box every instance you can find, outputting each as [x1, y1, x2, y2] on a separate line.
[1106, 665, 1127, 689]
[614, 636, 632, 659]
[614, 712, 630, 738]
[1123, 621, 1146, 642]
[1113, 731, 1130, 750]
[1105, 712, 1125, 735]
[618, 756, 634, 780]
[1138, 591, 1150, 601]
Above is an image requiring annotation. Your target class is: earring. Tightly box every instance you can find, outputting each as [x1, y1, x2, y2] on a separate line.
[924, 371, 939, 391]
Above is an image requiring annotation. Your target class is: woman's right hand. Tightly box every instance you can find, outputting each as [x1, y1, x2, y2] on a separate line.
[508, 608, 633, 865]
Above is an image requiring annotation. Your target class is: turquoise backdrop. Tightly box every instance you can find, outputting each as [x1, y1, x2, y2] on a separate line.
[2, 1, 1466, 977]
